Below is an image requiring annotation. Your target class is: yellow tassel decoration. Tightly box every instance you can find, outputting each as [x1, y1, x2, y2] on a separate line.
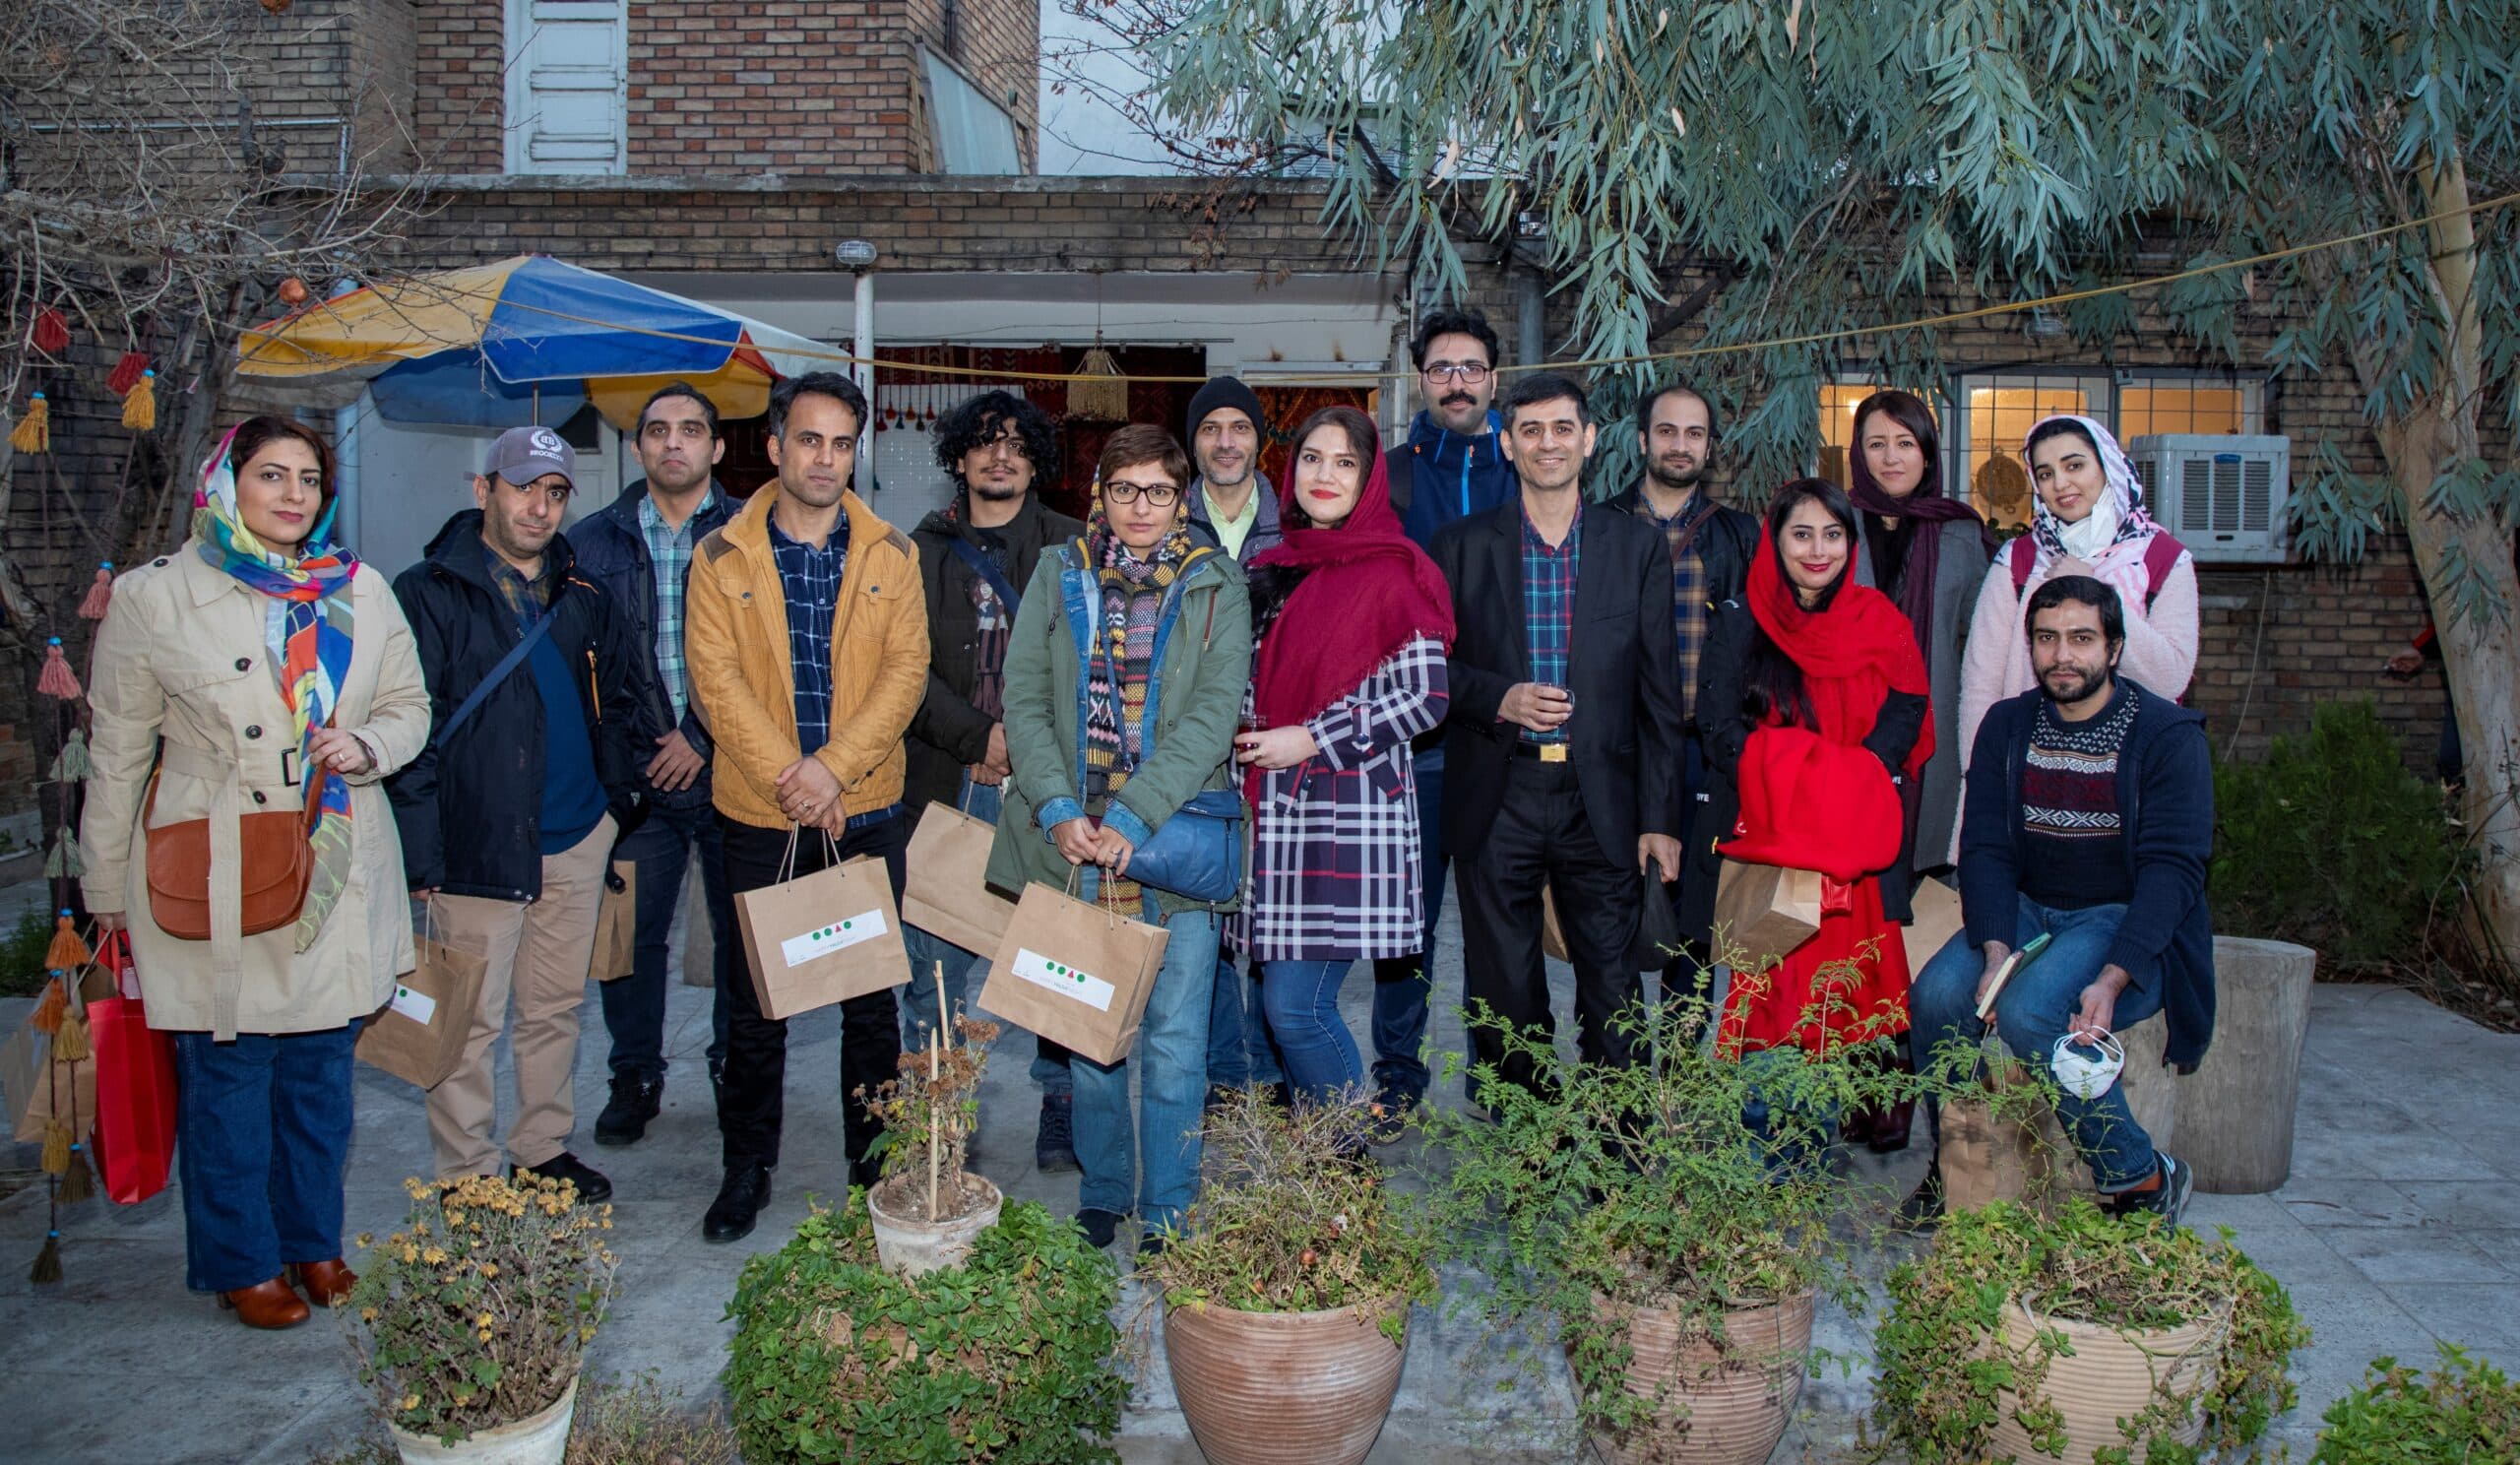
[52, 1012, 89, 1064]
[41, 1119, 69, 1176]
[8, 392, 47, 454]
[121, 369, 157, 430]
[45, 912, 89, 973]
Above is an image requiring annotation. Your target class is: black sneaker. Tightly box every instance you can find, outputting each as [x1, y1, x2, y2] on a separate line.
[704, 1164, 772, 1243]
[594, 1075, 663, 1148]
[1036, 1094, 1079, 1175]
[1076, 1207, 1126, 1248]
[1895, 1166, 1946, 1232]
[2113, 1153, 2194, 1231]
[1136, 1228, 1170, 1261]
[512, 1150, 611, 1205]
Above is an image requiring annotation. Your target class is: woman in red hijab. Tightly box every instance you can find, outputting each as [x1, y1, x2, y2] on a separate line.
[1232, 406, 1455, 1119]
[1683, 478, 1932, 1055]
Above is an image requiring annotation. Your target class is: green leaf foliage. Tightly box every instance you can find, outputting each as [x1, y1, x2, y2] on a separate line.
[2310, 1345, 2520, 1464]
[723, 1194, 1126, 1464]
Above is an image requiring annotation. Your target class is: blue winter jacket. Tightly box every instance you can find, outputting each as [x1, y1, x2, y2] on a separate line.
[1393, 410, 1515, 550]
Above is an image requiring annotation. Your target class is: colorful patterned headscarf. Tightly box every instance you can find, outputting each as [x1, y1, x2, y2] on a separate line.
[192, 422, 359, 950]
[2024, 414, 2169, 607]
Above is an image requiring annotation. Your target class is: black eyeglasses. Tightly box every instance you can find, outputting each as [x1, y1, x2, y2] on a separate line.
[1102, 480, 1182, 507]
[1423, 361, 1491, 384]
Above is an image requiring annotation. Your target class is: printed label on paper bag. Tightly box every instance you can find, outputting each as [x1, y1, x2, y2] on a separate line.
[387, 984, 436, 1026]
[1009, 948, 1115, 1012]
[780, 911, 888, 969]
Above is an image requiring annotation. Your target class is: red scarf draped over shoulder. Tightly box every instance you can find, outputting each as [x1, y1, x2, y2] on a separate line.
[1246, 430, 1455, 730]
[1744, 537, 1934, 776]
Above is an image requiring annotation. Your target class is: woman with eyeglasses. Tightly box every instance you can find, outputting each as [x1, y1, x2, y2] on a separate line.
[987, 424, 1252, 1259]
[1234, 407, 1454, 1140]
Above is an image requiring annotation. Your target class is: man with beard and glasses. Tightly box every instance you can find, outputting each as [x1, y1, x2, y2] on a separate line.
[1365, 308, 1519, 1139]
[1904, 576, 2215, 1231]
[1607, 381, 1757, 981]
[906, 389, 1086, 1174]
[570, 382, 741, 1145]
[684, 371, 927, 1243]
[1432, 371, 1685, 1100]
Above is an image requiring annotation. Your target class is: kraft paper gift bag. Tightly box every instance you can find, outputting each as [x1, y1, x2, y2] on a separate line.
[357, 916, 491, 1090]
[18, 1040, 96, 1144]
[1902, 875, 1967, 976]
[3, 1023, 46, 1143]
[734, 839, 912, 1021]
[979, 877, 1169, 1066]
[1711, 860, 1824, 972]
[904, 801, 1019, 960]
[591, 860, 637, 982]
[1939, 1041, 2052, 1213]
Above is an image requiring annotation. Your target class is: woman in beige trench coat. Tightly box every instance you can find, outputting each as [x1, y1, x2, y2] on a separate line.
[81, 416, 432, 1330]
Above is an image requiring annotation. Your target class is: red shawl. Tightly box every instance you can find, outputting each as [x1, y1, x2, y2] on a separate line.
[1246, 429, 1455, 730]
[1743, 537, 1934, 777]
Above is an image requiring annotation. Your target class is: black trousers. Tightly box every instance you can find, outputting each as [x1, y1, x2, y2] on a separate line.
[718, 813, 909, 1172]
[1456, 755, 1644, 1098]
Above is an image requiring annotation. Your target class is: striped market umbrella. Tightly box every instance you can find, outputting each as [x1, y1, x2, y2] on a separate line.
[235, 255, 832, 428]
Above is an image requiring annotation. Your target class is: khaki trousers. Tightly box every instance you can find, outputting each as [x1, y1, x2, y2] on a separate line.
[425, 816, 613, 1178]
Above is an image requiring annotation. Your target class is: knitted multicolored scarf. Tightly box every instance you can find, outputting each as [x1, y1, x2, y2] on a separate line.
[192, 423, 359, 951]
[1080, 502, 1194, 913]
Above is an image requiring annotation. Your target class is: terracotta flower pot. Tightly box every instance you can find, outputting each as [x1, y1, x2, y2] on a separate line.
[867, 1173, 1003, 1278]
[1985, 1298, 2229, 1463]
[1581, 1289, 1816, 1465]
[387, 1376, 577, 1465]
[1164, 1293, 1410, 1465]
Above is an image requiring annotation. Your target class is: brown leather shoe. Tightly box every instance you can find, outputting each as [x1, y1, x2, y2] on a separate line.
[218, 1275, 312, 1330]
[286, 1259, 357, 1307]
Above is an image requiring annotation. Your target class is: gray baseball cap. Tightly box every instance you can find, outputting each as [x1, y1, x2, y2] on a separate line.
[484, 424, 575, 489]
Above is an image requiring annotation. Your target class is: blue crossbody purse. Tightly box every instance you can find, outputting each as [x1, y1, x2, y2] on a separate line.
[1098, 548, 1243, 903]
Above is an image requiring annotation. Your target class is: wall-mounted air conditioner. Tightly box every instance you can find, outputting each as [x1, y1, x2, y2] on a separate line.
[2127, 434, 2291, 564]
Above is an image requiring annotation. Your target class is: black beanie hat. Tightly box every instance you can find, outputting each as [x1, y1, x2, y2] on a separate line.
[1184, 375, 1267, 445]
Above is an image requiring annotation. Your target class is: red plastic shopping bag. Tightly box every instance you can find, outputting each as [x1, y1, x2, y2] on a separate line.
[87, 933, 176, 1205]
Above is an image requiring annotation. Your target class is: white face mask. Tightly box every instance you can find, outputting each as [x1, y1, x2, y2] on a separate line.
[2049, 1031, 2127, 1101]
[2054, 488, 2123, 559]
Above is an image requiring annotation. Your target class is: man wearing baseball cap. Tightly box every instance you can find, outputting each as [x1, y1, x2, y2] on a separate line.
[388, 424, 648, 1203]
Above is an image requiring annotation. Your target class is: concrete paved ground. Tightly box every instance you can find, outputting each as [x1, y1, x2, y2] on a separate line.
[2, 877, 2514, 1462]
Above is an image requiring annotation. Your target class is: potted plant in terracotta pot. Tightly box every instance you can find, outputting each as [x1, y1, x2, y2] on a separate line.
[724, 1194, 1127, 1462]
[346, 1174, 618, 1465]
[1140, 1089, 1438, 1465]
[1425, 982, 1911, 1465]
[1873, 1197, 2307, 1464]
[858, 1013, 1002, 1277]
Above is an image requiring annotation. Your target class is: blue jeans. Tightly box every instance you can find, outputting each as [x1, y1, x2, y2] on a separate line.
[1207, 948, 1285, 1090]
[172, 1025, 357, 1294]
[1262, 959, 1363, 1104]
[598, 796, 735, 1083]
[902, 781, 1072, 1097]
[1071, 878, 1220, 1232]
[1366, 741, 1444, 1101]
[1910, 895, 2164, 1191]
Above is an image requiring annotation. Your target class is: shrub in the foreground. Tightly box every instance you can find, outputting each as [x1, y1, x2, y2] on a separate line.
[2310, 1345, 2520, 1463]
[724, 1193, 1125, 1464]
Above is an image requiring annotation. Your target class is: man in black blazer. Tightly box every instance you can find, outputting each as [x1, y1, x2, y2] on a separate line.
[1432, 371, 1687, 1097]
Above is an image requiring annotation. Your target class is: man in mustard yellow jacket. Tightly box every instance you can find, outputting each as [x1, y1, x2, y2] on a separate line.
[685, 370, 928, 1242]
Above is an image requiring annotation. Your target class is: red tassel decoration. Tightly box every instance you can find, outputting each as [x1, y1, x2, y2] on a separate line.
[78, 562, 113, 619]
[37, 638, 82, 700]
[106, 350, 150, 397]
[31, 306, 69, 355]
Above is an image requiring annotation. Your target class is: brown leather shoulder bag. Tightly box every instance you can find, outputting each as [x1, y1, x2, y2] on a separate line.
[144, 755, 324, 941]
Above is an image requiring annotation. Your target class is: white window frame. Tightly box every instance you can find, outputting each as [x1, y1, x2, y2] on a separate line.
[2113, 369, 2266, 439]
[918, 44, 1025, 175]
[503, 0, 629, 177]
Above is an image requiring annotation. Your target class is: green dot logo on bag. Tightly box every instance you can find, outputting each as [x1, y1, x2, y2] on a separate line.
[779, 910, 889, 969]
[1011, 948, 1115, 1012]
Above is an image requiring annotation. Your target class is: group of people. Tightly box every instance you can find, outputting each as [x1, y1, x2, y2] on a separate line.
[71, 306, 2221, 1326]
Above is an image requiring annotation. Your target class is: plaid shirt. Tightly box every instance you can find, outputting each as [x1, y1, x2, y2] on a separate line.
[1519, 501, 1580, 746]
[768, 514, 900, 832]
[638, 488, 714, 723]
[1641, 493, 1712, 723]
[483, 546, 550, 631]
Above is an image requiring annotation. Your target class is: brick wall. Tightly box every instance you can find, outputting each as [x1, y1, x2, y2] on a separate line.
[412, 0, 505, 172]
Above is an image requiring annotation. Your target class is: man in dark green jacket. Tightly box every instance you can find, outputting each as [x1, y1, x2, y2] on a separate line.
[906, 389, 1085, 1172]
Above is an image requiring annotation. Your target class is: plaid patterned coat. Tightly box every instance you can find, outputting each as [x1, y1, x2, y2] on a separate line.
[1235, 634, 1449, 961]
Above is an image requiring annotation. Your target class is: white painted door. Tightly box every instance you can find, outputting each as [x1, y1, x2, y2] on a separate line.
[504, 0, 628, 174]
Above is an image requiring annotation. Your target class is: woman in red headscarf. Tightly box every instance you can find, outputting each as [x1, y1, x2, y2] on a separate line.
[1683, 478, 1932, 1054]
[1232, 406, 1455, 1115]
